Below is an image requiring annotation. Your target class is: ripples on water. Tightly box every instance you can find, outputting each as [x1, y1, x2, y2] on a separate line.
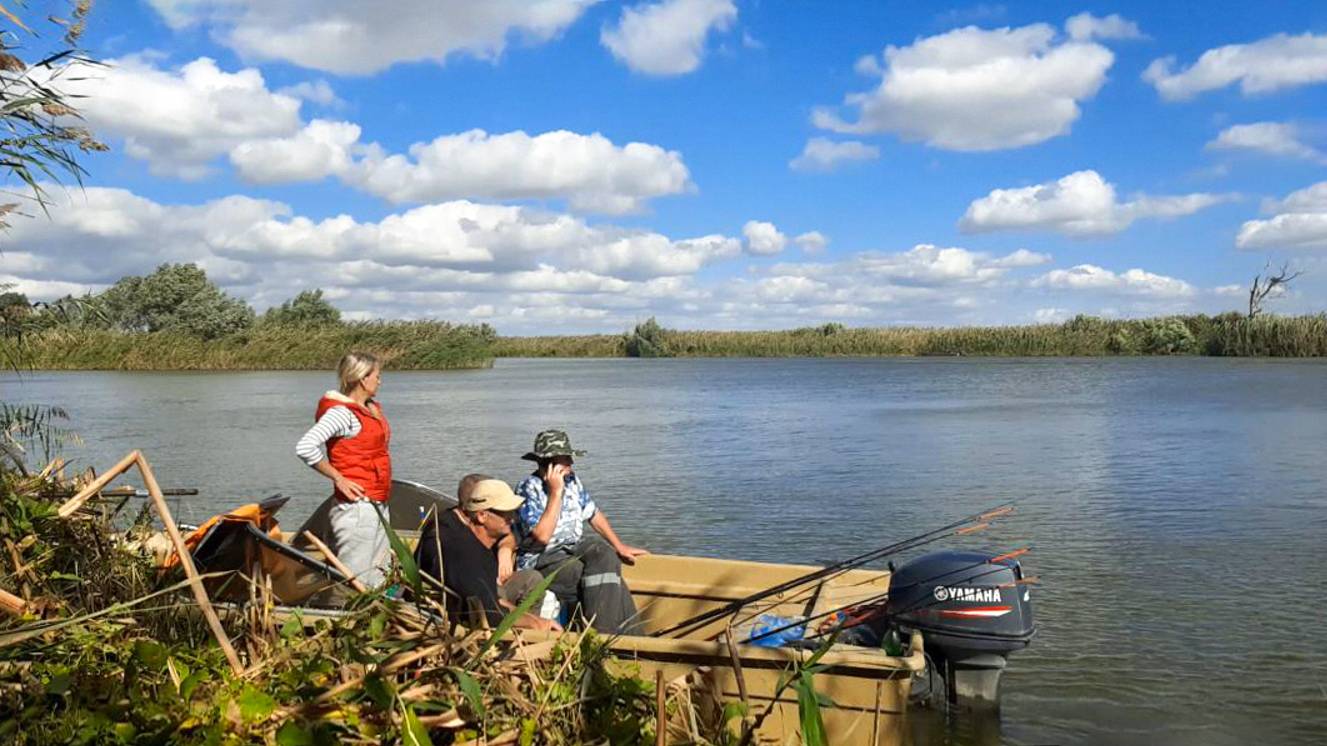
[3, 358, 1325, 745]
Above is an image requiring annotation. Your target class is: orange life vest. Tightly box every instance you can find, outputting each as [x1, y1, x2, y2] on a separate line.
[317, 394, 392, 502]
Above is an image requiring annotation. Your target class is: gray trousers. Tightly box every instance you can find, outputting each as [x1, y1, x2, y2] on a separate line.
[532, 534, 643, 635]
[299, 497, 392, 589]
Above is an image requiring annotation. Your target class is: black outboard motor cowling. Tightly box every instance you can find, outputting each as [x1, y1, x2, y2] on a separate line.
[884, 550, 1035, 706]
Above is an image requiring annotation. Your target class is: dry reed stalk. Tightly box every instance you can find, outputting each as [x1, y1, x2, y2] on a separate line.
[655, 668, 666, 746]
[533, 626, 591, 720]
[300, 530, 368, 593]
[136, 452, 245, 675]
[0, 587, 27, 616]
[56, 449, 139, 518]
[724, 620, 751, 712]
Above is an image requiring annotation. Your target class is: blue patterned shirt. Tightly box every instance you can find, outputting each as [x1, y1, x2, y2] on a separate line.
[513, 473, 597, 570]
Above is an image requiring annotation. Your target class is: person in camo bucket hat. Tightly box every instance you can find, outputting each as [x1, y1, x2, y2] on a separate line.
[513, 429, 648, 634]
[521, 429, 586, 462]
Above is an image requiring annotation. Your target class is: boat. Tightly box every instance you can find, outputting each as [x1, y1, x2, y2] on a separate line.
[169, 480, 1035, 745]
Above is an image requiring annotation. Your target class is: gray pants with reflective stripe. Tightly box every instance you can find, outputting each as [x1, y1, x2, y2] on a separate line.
[532, 534, 643, 635]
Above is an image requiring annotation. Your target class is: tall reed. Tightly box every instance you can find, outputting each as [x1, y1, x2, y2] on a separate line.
[497, 314, 1327, 359]
[19, 321, 496, 370]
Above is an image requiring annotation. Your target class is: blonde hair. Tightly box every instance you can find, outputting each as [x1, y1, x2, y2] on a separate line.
[337, 351, 381, 395]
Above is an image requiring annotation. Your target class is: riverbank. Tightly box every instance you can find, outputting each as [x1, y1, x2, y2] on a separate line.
[12, 313, 1327, 370]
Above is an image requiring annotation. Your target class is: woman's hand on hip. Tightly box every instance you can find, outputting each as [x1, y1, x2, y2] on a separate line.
[335, 475, 368, 501]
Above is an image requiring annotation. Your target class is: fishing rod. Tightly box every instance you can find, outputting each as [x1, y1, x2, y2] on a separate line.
[652, 501, 1016, 639]
[722, 515, 1002, 634]
[733, 549, 1030, 647]
[102, 486, 199, 497]
[52, 485, 200, 497]
[738, 547, 1034, 648]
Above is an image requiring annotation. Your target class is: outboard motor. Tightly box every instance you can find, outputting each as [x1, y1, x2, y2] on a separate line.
[883, 550, 1035, 707]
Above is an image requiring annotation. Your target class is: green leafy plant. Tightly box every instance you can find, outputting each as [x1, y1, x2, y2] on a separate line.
[624, 316, 673, 358]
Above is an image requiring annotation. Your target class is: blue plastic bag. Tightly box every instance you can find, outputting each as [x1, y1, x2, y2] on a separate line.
[744, 614, 806, 648]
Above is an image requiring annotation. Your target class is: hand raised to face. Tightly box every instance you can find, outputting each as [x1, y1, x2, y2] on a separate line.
[542, 462, 570, 494]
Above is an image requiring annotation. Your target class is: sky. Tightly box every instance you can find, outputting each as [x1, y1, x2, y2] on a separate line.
[3, 0, 1327, 334]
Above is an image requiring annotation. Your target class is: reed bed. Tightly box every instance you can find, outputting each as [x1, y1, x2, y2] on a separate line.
[492, 334, 626, 358]
[17, 314, 1327, 370]
[496, 314, 1327, 359]
[18, 321, 497, 371]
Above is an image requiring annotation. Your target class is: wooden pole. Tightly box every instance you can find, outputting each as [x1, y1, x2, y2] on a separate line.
[135, 453, 243, 675]
[56, 450, 140, 518]
[301, 530, 368, 594]
[655, 668, 667, 746]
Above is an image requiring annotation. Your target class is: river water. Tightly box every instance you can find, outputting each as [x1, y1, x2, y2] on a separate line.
[3, 358, 1325, 745]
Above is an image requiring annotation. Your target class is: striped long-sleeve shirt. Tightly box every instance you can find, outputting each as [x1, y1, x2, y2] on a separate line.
[295, 405, 361, 466]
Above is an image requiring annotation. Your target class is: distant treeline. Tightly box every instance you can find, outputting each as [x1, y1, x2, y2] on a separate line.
[4, 264, 495, 370]
[6, 265, 1326, 370]
[496, 314, 1327, 358]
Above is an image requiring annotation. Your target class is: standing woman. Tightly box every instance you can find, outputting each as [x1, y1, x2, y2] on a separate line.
[295, 351, 393, 588]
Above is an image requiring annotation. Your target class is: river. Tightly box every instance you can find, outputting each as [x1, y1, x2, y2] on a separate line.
[3, 358, 1325, 745]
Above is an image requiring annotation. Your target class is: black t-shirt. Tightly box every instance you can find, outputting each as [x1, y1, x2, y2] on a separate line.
[415, 509, 503, 625]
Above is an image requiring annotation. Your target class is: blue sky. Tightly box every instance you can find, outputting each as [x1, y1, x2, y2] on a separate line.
[5, 1, 1327, 333]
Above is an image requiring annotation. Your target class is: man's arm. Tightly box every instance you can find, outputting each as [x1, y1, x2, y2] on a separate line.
[589, 511, 649, 564]
[496, 534, 516, 584]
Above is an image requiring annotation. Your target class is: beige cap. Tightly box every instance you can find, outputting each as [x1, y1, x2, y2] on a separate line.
[460, 479, 524, 513]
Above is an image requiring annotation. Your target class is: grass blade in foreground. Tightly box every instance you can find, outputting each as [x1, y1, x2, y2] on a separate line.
[473, 567, 561, 662]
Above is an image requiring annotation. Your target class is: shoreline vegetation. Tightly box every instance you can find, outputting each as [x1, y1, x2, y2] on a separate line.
[0, 453, 715, 744]
[5, 264, 1327, 371]
[11, 312, 1327, 371]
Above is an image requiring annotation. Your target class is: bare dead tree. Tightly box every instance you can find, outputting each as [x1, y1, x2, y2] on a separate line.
[1248, 262, 1303, 319]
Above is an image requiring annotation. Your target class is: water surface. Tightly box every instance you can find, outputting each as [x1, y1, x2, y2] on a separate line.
[4, 358, 1325, 745]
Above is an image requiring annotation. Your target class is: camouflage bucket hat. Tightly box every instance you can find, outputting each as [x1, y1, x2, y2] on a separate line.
[521, 429, 586, 462]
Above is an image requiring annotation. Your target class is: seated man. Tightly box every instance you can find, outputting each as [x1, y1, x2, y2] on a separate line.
[513, 429, 648, 634]
[415, 473, 559, 631]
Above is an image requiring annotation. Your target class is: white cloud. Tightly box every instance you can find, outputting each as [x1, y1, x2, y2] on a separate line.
[1206, 122, 1327, 164]
[1064, 13, 1143, 42]
[601, 0, 736, 75]
[990, 248, 1053, 267]
[853, 245, 1033, 286]
[813, 22, 1114, 151]
[1033, 307, 1070, 323]
[7, 186, 740, 289]
[789, 138, 880, 172]
[277, 80, 344, 108]
[80, 56, 694, 214]
[59, 56, 303, 178]
[742, 220, 787, 255]
[230, 120, 363, 183]
[960, 170, 1231, 236]
[148, 0, 598, 75]
[1033, 264, 1195, 298]
[794, 231, 829, 254]
[1144, 32, 1327, 101]
[1237, 181, 1327, 250]
[347, 129, 692, 214]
